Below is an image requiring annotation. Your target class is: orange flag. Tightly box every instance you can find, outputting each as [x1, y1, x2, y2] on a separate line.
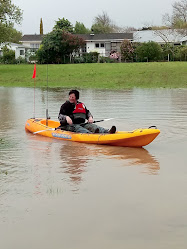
[32, 64, 36, 79]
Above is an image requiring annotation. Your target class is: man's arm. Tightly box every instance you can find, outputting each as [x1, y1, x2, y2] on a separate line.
[86, 109, 94, 123]
[58, 101, 74, 125]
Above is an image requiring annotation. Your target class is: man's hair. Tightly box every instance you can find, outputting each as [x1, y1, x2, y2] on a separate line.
[69, 89, 79, 100]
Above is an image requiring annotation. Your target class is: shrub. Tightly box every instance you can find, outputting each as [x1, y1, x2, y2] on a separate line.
[16, 56, 26, 64]
[136, 41, 162, 62]
[180, 46, 187, 61]
[99, 56, 115, 63]
[82, 52, 99, 63]
[73, 56, 85, 63]
[2, 47, 16, 64]
[120, 40, 134, 62]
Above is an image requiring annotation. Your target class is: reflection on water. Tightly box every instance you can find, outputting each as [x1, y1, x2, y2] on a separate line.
[1, 86, 187, 193]
[0, 87, 187, 249]
[58, 142, 160, 187]
[1, 87, 187, 193]
[24, 133, 160, 194]
[99, 146, 160, 174]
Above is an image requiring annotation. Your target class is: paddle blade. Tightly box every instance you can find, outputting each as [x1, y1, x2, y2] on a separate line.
[33, 128, 55, 134]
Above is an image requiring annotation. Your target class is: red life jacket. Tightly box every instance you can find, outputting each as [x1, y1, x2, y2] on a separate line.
[72, 102, 86, 123]
[73, 102, 86, 114]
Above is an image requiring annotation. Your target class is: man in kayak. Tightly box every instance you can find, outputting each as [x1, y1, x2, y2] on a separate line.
[58, 89, 116, 134]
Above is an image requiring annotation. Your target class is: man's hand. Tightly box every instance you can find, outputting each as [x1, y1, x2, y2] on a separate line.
[66, 116, 73, 125]
[88, 116, 94, 123]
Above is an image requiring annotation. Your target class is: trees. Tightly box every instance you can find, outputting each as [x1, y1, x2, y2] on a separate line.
[8, 26, 22, 43]
[0, 0, 22, 43]
[120, 40, 134, 62]
[53, 18, 74, 33]
[163, 0, 187, 34]
[172, 0, 187, 26]
[136, 41, 162, 62]
[1, 46, 15, 63]
[0, 22, 22, 43]
[91, 11, 118, 33]
[180, 46, 187, 60]
[74, 21, 90, 34]
[37, 29, 85, 64]
[40, 18, 43, 35]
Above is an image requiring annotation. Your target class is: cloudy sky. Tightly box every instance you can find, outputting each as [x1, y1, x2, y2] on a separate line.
[13, 0, 175, 34]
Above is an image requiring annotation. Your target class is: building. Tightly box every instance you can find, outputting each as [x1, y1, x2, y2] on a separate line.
[76, 33, 133, 56]
[20, 34, 44, 52]
[19, 33, 133, 57]
[133, 29, 187, 45]
[18, 30, 187, 61]
[0, 42, 26, 59]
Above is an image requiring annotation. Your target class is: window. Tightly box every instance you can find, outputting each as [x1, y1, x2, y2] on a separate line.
[95, 43, 105, 48]
[20, 50, 24, 55]
[82, 44, 87, 53]
[30, 43, 40, 49]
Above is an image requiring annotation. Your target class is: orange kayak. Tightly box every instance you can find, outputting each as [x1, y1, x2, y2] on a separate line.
[25, 118, 160, 147]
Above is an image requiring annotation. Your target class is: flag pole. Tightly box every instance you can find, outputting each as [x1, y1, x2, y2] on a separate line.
[32, 64, 36, 118]
[46, 37, 50, 126]
[46, 63, 49, 126]
[33, 78, 36, 118]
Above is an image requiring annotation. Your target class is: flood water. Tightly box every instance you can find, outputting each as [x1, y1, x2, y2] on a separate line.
[0, 87, 187, 249]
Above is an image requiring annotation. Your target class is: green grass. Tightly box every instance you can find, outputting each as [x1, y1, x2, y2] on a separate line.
[0, 62, 187, 89]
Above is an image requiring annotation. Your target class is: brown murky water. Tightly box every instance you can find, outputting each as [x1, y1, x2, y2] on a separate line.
[0, 87, 187, 249]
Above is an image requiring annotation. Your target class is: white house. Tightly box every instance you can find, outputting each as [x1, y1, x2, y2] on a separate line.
[19, 30, 187, 60]
[76, 33, 133, 56]
[19, 33, 133, 57]
[20, 34, 44, 52]
[0, 42, 26, 59]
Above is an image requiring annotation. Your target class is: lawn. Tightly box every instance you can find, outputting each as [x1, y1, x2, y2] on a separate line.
[0, 62, 187, 88]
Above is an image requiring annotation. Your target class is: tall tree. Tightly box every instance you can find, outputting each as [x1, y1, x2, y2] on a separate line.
[0, 0, 23, 43]
[172, 0, 187, 24]
[53, 18, 74, 33]
[9, 26, 22, 43]
[91, 11, 119, 33]
[40, 18, 43, 35]
[37, 29, 85, 64]
[74, 21, 90, 34]
[163, 0, 187, 34]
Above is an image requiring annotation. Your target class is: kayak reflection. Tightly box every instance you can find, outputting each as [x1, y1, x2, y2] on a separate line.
[98, 146, 160, 175]
[59, 142, 160, 186]
[26, 133, 160, 191]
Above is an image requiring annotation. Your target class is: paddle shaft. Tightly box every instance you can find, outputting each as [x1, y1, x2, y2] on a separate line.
[33, 118, 113, 134]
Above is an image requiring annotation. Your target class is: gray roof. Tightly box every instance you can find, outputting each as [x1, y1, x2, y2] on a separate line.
[133, 30, 187, 43]
[20, 33, 133, 43]
[75, 33, 133, 41]
[20, 34, 44, 42]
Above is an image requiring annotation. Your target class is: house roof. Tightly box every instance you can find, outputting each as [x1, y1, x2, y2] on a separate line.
[74, 33, 133, 41]
[20, 30, 187, 44]
[20, 34, 44, 42]
[0, 42, 26, 49]
[20, 33, 133, 42]
[133, 30, 187, 43]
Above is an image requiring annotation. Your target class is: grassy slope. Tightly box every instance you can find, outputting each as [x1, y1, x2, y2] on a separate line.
[0, 62, 187, 88]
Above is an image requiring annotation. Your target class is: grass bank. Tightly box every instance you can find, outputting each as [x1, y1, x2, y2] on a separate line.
[0, 62, 187, 89]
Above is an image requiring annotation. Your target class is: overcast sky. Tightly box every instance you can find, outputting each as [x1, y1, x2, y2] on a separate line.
[13, 0, 175, 34]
